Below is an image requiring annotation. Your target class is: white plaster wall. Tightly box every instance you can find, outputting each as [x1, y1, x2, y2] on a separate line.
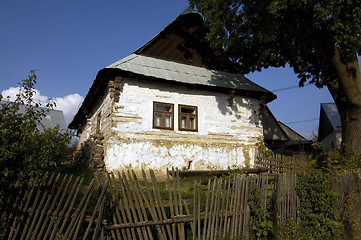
[112, 78, 261, 136]
[103, 77, 263, 173]
[106, 138, 248, 172]
[322, 130, 342, 152]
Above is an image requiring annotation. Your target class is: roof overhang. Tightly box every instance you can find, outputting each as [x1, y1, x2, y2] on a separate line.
[69, 61, 276, 130]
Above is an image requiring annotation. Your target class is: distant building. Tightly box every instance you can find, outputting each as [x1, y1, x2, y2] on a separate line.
[318, 103, 342, 152]
[262, 106, 313, 154]
[0, 100, 67, 132]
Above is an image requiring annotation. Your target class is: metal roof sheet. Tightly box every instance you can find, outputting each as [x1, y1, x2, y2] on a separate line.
[321, 103, 341, 130]
[0, 100, 67, 131]
[106, 54, 271, 94]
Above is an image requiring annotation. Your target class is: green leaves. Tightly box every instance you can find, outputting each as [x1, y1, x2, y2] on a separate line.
[249, 183, 274, 239]
[296, 168, 342, 238]
[191, 0, 361, 85]
[0, 70, 72, 209]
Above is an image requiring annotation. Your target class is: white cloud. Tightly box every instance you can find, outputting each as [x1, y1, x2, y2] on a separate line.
[1, 87, 84, 126]
[1, 86, 49, 103]
[1, 87, 19, 102]
[53, 94, 84, 124]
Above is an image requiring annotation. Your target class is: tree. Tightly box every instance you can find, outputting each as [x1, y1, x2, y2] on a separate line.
[190, 0, 361, 155]
[0, 70, 71, 207]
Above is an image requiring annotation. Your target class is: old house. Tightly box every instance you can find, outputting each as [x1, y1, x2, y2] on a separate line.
[318, 103, 342, 152]
[262, 106, 313, 154]
[69, 8, 276, 173]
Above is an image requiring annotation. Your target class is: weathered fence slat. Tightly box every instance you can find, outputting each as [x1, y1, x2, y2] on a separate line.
[128, 170, 154, 240]
[65, 178, 95, 239]
[5, 162, 341, 240]
[141, 169, 167, 240]
[32, 174, 69, 240]
[119, 171, 139, 240]
[53, 177, 85, 239]
[49, 176, 83, 240]
[40, 175, 73, 239]
[8, 185, 36, 240]
[107, 174, 122, 240]
[21, 173, 57, 240]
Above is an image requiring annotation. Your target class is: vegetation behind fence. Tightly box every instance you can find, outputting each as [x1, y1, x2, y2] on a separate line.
[2, 156, 361, 239]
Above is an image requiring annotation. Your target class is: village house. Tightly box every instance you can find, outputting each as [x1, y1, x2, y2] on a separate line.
[318, 103, 342, 152]
[69, 8, 276, 174]
[262, 106, 313, 154]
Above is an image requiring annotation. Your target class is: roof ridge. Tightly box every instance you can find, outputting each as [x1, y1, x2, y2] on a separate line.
[107, 54, 242, 79]
[106, 54, 138, 68]
[133, 6, 198, 55]
[180, 6, 198, 15]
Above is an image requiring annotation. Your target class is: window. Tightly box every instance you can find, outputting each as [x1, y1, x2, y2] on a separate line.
[179, 104, 198, 131]
[153, 102, 174, 130]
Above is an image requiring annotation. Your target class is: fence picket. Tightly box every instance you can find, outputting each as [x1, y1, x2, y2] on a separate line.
[51, 177, 84, 239]
[11, 158, 361, 240]
[128, 170, 154, 240]
[43, 175, 75, 239]
[142, 170, 167, 240]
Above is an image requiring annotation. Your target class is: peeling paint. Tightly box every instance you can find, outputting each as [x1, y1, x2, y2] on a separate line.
[76, 77, 264, 174]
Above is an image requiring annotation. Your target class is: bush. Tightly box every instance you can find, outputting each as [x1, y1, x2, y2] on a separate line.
[0, 70, 72, 207]
[296, 168, 342, 239]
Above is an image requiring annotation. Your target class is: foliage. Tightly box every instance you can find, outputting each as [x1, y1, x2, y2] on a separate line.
[190, 0, 361, 85]
[275, 219, 300, 240]
[256, 137, 273, 158]
[318, 145, 361, 171]
[0, 70, 72, 208]
[296, 167, 342, 239]
[339, 185, 361, 239]
[248, 183, 273, 239]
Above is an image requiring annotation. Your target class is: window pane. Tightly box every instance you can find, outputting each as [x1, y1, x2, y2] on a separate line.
[165, 114, 172, 128]
[156, 104, 172, 112]
[155, 113, 162, 127]
[180, 116, 186, 129]
[179, 105, 197, 131]
[180, 106, 195, 114]
[190, 116, 196, 129]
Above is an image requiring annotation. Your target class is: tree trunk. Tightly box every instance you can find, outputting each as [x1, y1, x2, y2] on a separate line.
[338, 103, 361, 154]
[328, 48, 361, 155]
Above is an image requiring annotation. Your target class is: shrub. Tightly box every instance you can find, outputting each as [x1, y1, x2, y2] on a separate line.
[0, 70, 72, 208]
[296, 168, 342, 239]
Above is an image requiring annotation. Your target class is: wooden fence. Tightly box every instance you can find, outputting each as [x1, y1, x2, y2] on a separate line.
[106, 169, 253, 240]
[254, 154, 305, 173]
[1, 173, 103, 240]
[2, 169, 298, 240]
[6, 164, 361, 239]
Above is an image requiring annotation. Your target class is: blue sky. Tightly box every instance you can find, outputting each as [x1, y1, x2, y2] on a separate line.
[0, 0, 335, 139]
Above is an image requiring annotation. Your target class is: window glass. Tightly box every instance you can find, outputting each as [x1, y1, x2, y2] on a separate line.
[153, 102, 174, 130]
[165, 114, 171, 128]
[155, 113, 162, 127]
[156, 104, 172, 112]
[180, 116, 187, 129]
[179, 105, 198, 131]
[180, 106, 196, 114]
